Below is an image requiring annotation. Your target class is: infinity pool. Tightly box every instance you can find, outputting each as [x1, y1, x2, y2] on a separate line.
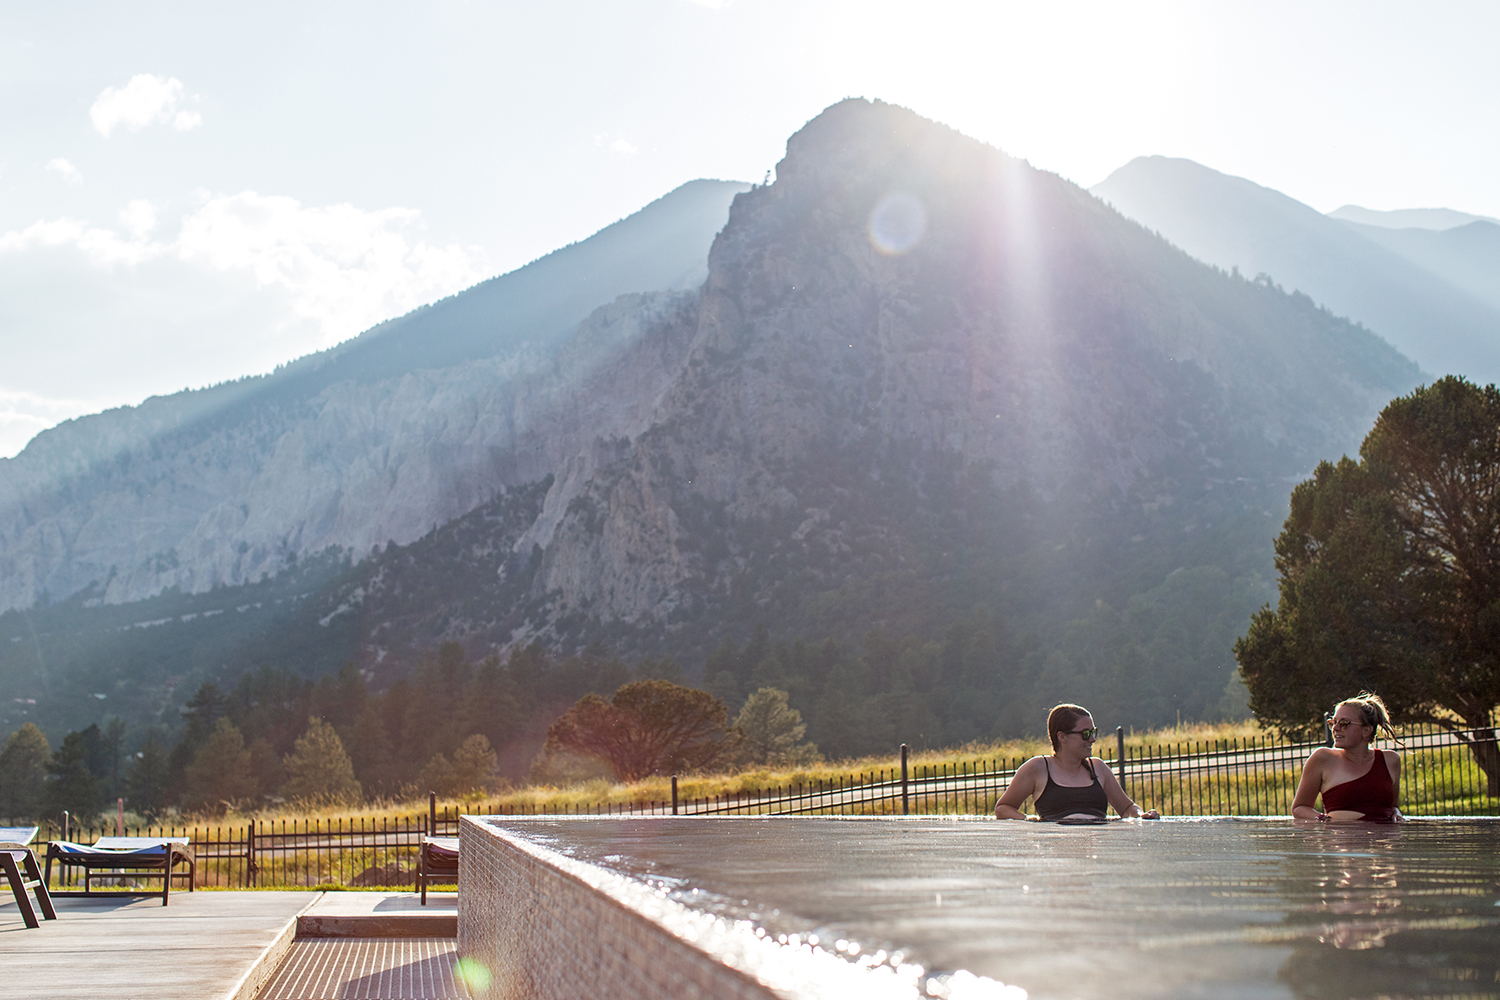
[485, 816, 1500, 1000]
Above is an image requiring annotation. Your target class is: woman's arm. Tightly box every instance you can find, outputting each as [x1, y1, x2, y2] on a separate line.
[1291, 748, 1329, 820]
[995, 758, 1043, 820]
[1095, 759, 1159, 819]
[1386, 749, 1404, 821]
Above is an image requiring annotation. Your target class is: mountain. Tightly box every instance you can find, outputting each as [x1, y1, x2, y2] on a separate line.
[1335, 219, 1500, 315]
[1092, 156, 1500, 383]
[1, 102, 1421, 752]
[1328, 205, 1500, 230]
[0, 179, 748, 613]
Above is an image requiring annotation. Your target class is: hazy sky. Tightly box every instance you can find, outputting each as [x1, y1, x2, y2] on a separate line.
[2, 0, 1497, 458]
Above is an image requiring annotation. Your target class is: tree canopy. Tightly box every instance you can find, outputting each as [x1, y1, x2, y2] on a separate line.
[0, 723, 52, 821]
[542, 680, 738, 782]
[732, 687, 820, 767]
[1235, 376, 1500, 790]
[47, 729, 104, 821]
[282, 718, 362, 806]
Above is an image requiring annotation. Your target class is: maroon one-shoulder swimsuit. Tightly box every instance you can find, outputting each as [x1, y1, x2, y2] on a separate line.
[1321, 753, 1398, 822]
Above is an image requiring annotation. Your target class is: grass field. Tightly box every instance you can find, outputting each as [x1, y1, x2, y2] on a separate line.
[203, 718, 1273, 825]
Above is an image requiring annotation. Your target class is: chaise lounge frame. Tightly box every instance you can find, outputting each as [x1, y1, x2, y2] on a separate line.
[2, 836, 58, 929]
[418, 791, 459, 905]
[45, 837, 196, 906]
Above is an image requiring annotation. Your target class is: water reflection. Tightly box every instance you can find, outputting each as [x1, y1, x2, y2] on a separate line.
[1272, 824, 1500, 999]
[487, 817, 1500, 1000]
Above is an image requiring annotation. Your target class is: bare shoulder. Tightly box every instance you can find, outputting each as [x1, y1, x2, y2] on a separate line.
[1089, 756, 1117, 777]
[996, 756, 1047, 807]
[1298, 747, 1333, 779]
[1016, 755, 1048, 775]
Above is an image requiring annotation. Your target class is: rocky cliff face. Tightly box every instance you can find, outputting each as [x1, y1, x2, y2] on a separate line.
[0, 101, 1423, 740]
[519, 100, 1418, 633]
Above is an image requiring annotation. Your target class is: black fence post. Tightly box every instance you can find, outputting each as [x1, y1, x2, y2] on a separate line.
[671, 776, 679, 815]
[901, 744, 909, 815]
[246, 822, 255, 889]
[1116, 726, 1126, 793]
[428, 791, 436, 836]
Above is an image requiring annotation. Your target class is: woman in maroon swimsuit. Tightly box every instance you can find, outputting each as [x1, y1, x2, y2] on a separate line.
[1291, 692, 1403, 823]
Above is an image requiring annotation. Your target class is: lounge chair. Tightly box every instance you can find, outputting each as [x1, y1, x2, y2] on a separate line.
[1, 826, 57, 929]
[45, 836, 195, 906]
[418, 792, 459, 905]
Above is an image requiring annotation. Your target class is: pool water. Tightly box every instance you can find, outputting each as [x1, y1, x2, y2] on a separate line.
[490, 816, 1500, 1000]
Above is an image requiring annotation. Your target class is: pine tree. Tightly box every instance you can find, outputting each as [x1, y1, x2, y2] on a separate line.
[47, 731, 104, 824]
[450, 735, 498, 795]
[124, 733, 171, 818]
[281, 718, 362, 806]
[733, 688, 820, 767]
[342, 704, 395, 798]
[168, 682, 225, 802]
[417, 752, 457, 798]
[0, 723, 52, 821]
[182, 718, 254, 814]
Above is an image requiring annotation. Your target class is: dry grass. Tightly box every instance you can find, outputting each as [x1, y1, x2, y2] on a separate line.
[291, 718, 1275, 821]
[101, 718, 1275, 828]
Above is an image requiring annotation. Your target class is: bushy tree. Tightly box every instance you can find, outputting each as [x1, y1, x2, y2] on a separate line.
[1236, 377, 1500, 791]
[733, 688, 820, 767]
[543, 680, 738, 781]
[281, 718, 362, 805]
[0, 723, 52, 820]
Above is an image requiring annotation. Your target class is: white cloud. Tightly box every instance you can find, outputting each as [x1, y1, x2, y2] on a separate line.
[176, 192, 486, 341]
[90, 75, 202, 136]
[594, 133, 640, 156]
[46, 157, 83, 183]
[0, 193, 487, 347]
[0, 216, 163, 266]
[119, 199, 158, 237]
[0, 389, 104, 460]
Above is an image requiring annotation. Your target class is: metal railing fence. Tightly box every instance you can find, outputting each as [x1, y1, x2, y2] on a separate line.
[13, 722, 1496, 889]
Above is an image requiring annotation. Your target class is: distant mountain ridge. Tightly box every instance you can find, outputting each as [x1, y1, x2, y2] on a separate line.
[0, 180, 747, 613]
[1328, 205, 1500, 231]
[1337, 218, 1500, 315]
[2, 100, 1421, 747]
[1092, 156, 1500, 384]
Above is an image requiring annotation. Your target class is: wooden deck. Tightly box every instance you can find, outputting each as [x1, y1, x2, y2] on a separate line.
[0, 890, 457, 1000]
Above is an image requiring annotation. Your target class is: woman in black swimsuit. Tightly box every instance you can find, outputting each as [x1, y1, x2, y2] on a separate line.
[994, 704, 1160, 822]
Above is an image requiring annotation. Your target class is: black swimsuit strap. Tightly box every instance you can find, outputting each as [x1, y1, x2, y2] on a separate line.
[1046, 757, 1099, 785]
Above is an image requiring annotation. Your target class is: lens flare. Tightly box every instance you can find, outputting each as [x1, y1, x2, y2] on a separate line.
[868, 192, 927, 256]
[453, 957, 493, 993]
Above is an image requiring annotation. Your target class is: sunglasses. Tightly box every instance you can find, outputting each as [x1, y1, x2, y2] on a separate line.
[1065, 727, 1101, 740]
[1325, 716, 1370, 732]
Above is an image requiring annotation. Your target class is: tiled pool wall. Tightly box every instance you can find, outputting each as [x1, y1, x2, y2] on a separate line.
[458, 816, 780, 1000]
